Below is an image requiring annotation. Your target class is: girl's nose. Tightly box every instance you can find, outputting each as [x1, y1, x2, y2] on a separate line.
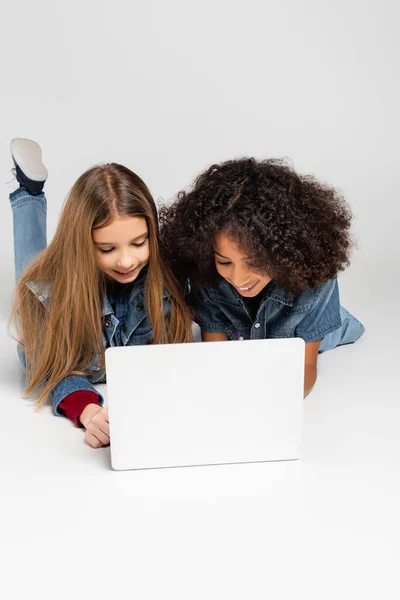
[116, 249, 135, 269]
[231, 265, 250, 288]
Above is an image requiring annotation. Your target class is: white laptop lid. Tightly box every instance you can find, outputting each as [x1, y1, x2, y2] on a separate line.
[105, 338, 304, 470]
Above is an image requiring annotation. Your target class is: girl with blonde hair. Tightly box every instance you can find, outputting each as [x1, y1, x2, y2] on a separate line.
[9, 138, 192, 448]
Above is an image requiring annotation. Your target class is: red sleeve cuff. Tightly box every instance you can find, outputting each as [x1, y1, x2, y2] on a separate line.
[58, 390, 100, 427]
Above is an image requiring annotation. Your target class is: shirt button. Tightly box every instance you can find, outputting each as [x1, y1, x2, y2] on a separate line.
[105, 320, 112, 328]
[239, 336, 244, 341]
[136, 303, 144, 311]
[121, 323, 127, 332]
[254, 323, 261, 329]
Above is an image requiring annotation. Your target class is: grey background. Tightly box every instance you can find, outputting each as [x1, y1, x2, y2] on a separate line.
[1, 0, 399, 341]
[1, 3, 400, 598]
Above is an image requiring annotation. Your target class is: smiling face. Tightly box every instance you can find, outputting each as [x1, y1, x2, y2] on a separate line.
[92, 216, 150, 283]
[214, 232, 272, 297]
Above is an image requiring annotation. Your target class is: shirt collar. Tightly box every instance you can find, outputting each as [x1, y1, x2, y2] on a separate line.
[26, 280, 117, 316]
[26, 281, 51, 304]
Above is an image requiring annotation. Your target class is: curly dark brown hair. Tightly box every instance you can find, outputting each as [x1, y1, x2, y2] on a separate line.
[159, 158, 354, 296]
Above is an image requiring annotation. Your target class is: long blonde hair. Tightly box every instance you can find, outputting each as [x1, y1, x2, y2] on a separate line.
[10, 163, 192, 405]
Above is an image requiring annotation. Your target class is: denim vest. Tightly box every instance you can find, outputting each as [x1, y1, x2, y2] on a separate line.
[23, 269, 171, 414]
[188, 275, 364, 351]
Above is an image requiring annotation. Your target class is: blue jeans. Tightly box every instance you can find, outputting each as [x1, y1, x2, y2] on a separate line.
[10, 188, 47, 282]
[319, 306, 365, 352]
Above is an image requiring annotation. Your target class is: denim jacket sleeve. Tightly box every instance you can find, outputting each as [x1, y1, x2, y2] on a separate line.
[188, 285, 230, 333]
[17, 344, 104, 417]
[294, 279, 342, 343]
[51, 375, 104, 416]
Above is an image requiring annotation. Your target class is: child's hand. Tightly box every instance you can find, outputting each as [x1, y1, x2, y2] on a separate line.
[80, 404, 110, 448]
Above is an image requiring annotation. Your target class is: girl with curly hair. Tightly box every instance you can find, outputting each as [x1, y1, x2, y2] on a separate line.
[9, 139, 192, 448]
[160, 158, 364, 396]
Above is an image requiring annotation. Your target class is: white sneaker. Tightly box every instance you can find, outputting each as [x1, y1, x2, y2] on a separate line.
[10, 138, 48, 182]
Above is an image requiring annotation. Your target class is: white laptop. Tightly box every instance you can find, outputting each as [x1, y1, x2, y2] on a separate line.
[105, 338, 304, 470]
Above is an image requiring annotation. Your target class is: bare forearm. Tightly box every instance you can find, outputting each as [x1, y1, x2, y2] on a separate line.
[304, 365, 317, 397]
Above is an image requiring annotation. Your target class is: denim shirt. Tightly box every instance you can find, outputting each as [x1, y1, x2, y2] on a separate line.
[189, 276, 343, 343]
[23, 268, 170, 415]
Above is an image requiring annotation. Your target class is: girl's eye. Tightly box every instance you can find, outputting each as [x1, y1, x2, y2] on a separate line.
[133, 239, 147, 248]
[217, 261, 231, 266]
[99, 239, 147, 253]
